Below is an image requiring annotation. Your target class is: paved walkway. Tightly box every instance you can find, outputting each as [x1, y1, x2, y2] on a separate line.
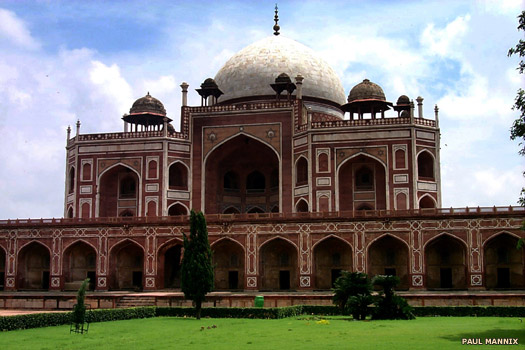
[0, 309, 69, 316]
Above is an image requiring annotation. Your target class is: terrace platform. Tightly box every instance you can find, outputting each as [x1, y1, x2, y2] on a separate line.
[0, 290, 524, 311]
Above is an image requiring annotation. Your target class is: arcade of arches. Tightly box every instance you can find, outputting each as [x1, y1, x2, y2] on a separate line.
[205, 135, 279, 214]
[4, 230, 524, 291]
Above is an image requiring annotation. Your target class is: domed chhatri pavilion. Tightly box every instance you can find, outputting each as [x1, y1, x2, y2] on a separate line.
[0, 9, 524, 305]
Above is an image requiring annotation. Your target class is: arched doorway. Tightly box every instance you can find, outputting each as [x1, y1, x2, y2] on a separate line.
[212, 239, 245, 290]
[417, 151, 435, 180]
[338, 154, 386, 211]
[17, 242, 50, 290]
[205, 135, 279, 214]
[109, 240, 144, 290]
[99, 165, 139, 217]
[0, 248, 5, 291]
[158, 243, 183, 289]
[63, 241, 96, 290]
[259, 238, 298, 290]
[425, 235, 467, 289]
[484, 234, 524, 289]
[314, 237, 352, 289]
[419, 195, 436, 209]
[368, 235, 409, 290]
[168, 203, 188, 216]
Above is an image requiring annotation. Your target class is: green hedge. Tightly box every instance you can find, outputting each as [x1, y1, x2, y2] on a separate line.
[2, 305, 525, 332]
[412, 306, 525, 317]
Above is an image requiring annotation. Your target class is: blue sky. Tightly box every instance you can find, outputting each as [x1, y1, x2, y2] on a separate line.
[0, 0, 523, 219]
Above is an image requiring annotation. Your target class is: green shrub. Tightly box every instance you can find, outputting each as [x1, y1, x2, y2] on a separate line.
[412, 306, 525, 317]
[371, 275, 414, 320]
[156, 306, 303, 319]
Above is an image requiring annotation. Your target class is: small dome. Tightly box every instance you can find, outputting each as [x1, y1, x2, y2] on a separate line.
[201, 78, 219, 89]
[129, 92, 166, 116]
[397, 95, 410, 105]
[347, 79, 386, 103]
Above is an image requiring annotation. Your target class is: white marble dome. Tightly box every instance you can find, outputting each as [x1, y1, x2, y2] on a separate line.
[214, 35, 346, 106]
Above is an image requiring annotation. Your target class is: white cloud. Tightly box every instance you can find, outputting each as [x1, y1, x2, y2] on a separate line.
[0, 8, 39, 50]
[420, 14, 471, 59]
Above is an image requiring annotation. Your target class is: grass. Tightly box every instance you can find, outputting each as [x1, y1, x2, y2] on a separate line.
[0, 316, 523, 350]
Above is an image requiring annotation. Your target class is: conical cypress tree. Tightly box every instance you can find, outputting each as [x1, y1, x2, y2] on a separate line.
[181, 210, 214, 319]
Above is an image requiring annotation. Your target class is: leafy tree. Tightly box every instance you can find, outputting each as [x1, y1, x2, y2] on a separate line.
[332, 271, 372, 320]
[371, 275, 414, 320]
[181, 210, 214, 320]
[508, 11, 525, 248]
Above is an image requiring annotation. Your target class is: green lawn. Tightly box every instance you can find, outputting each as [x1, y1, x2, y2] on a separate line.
[0, 317, 523, 350]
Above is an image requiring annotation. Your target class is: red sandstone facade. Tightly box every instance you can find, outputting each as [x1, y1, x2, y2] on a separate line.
[1, 27, 524, 294]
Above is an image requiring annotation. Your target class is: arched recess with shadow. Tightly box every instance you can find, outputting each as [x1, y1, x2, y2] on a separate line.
[259, 238, 298, 290]
[484, 233, 524, 289]
[212, 239, 245, 290]
[338, 154, 387, 211]
[205, 134, 279, 214]
[313, 236, 352, 289]
[368, 235, 409, 290]
[417, 150, 435, 180]
[99, 164, 140, 217]
[109, 240, 144, 290]
[62, 241, 96, 290]
[17, 242, 50, 290]
[157, 240, 183, 289]
[419, 194, 436, 209]
[425, 234, 467, 289]
[295, 199, 309, 213]
[168, 161, 189, 190]
[0, 247, 5, 291]
[168, 203, 189, 216]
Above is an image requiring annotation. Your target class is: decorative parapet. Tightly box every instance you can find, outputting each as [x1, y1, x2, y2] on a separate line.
[1, 206, 522, 227]
[70, 130, 188, 144]
[188, 101, 293, 114]
[311, 117, 436, 129]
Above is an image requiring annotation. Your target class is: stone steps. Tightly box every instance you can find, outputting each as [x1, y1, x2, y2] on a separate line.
[116, 296, 157, 308]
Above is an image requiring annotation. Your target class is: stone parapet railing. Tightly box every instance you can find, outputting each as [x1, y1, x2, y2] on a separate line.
[1, 206, 523, 228]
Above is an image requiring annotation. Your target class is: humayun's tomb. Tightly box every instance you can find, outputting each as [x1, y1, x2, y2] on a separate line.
[0, 9, 524, 308]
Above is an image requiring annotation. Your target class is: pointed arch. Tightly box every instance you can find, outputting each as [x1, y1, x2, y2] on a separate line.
[336, 152, 389, 211]
[97, 163, 142, 218]
[168, 202, 189, 216]
[17, 241, 51, 290]
[367, 234, 410, 289]
[168, 160, 189, 190]
[0, 246, 5, 291]
[212, 237, 245, 290]
[417, 149, 435, 180]
[424, 233, 467, 289]
[62, 240, 97, 289]
[295, 156, 308, 186]
[419, 194, 437, 209]
[223, 206, 241, 214]
[483, 232, 524, 289]
[259, 236, 299, 290]
[295, 198, 309, 213]
[157, 238, 183, 289]
[313, 235, 353, 289]
[108, 239, 144, 290]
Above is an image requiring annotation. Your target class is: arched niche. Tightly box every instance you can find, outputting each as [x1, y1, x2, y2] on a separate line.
[417, 151, 435, 180]
[338, 154, 386, 211]
[296, 157, 308, 186]
[99, 165, 139, 217]
[62, 241, 96, 290]
[484, 233, 524, 289]
[17, 242, 50, 290]
[296, 199, 309, 213]
[368, 235, 409, 290]
[313, 237, 352, 289]
[109, 240, 144, 290]
[0, 247, 5, 291]
[169, 162, 188, 190]
[419, 195, 436, 209]
[157, 241, 183, 289]
[212, 239, 245, 290]
[259, 238, 298, 290]
[168, 203, 189, 216]
[205, 135, 279, 214]
[425, 235, 467, 289]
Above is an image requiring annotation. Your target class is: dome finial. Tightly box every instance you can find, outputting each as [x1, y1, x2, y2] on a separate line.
[273, 4, 280, 36]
